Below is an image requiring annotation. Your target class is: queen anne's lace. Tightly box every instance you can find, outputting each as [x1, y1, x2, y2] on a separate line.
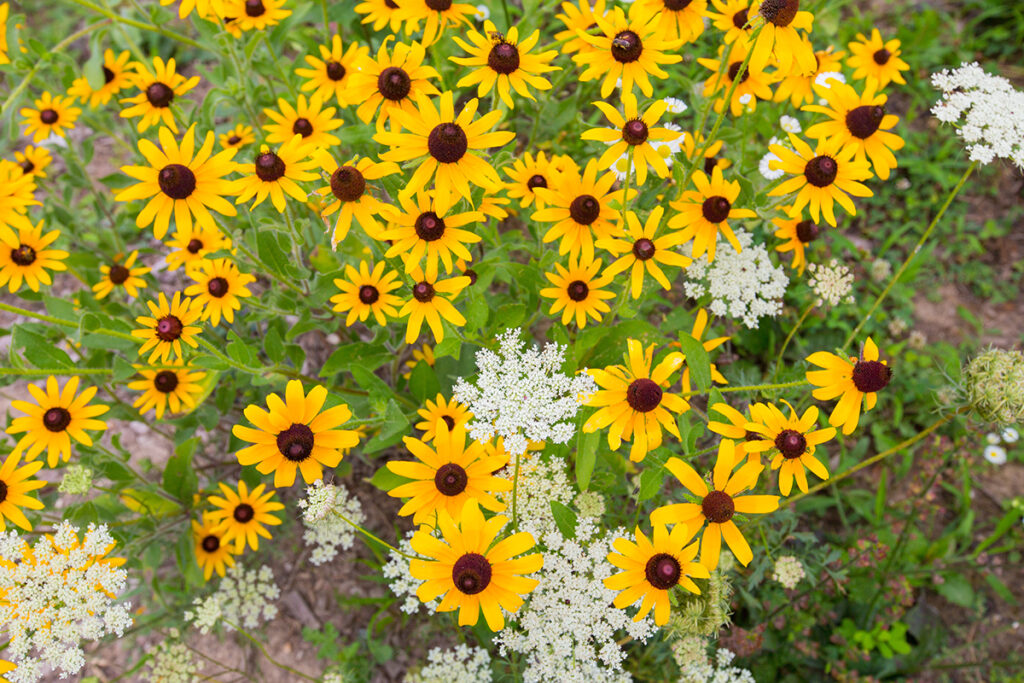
[405, 644, 493, 683]
[184, 564, 280, 634]
[383, 529, 439, 615]
[679, 648, 756, 683]
[297, 480, 365, 565]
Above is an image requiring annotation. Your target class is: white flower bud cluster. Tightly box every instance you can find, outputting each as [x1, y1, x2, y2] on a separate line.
[682, 229, 788, 328]
[142, 631, 198, 683]
[574, 490, 606, 519]
[494, 518, 657, 683]
[807, 258, 854, 307]
[382, 529, 438, 615]
[679, 648, 756, 683]
[185, 565, 280, 634]
[57, 464, 93, 495]
[0, 522, 132, 682]
[454, 328, 597, 456]
[772, 555, 806, 589]
[932, 62, 1024, 168]
[497, 456, 575, 538]
[405, 644, 493, 683]
[297, 480, 366, 565]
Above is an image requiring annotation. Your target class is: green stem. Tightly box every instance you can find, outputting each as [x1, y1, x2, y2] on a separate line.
[771, 303, 815, 385]
[680, 378, 809, 398]
[262, 32, 297, 98]
[224, 620, 318, 681]
[224, 37, 263, 126]
[65, 0, 207, 50]
[511, 451, 523, 529]
[332, 509, 415, 559]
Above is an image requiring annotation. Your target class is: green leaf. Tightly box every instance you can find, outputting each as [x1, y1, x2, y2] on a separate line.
[408, 358, 441, 404]
[676, 332, 710, 392]
[363, 400, 410, 454]
[368, 464, 410, 493]
[351, 365, 392, 402]
[638, 466, 667, 502]
[550, 500, 577, 539]
[575, 429, 600, 491]
[163, 438, 199, 502]
[112, 357, 137, 382]
[936, 573, 976, 608]
[264, 326, 284, 363]
[14, 326, 74, 369]
[83, 49, 106, 90]
[464, 295, 489, 334]
[226, 331, 259, 368]
[984, 572, 1017, 605]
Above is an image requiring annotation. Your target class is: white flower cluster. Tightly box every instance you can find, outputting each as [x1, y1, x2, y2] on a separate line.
[983, 427, 1019, 465]
[0, 522, 133, 682]
[495, 518, 657, 683]
[932, 62, 1024, 168]
[297, 479, 365, 565]
[497, 456, 575, 538]
[682, 229, 788, 328]
[185, 564, 280, 634]
[807, 259, 855, 307]
[574, 490, 606, 519]
[678, 648, 756, 683]
[142, 631, 198, 683]
[453, 328, 597, 456]
[383, 529, 438, 615]
[772, 555, 806, 589]
[58, 464, 93, 495]
[405, 644, 493, 683]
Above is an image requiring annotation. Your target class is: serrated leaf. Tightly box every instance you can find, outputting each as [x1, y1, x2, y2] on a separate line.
[550, 500, 577, 539]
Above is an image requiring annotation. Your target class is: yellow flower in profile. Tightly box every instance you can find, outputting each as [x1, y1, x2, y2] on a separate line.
[0, 452, 46, 531]
[574, 3, 683, 98]
[582, 93, 682, 186]
[697, 42, 776, 116]
[0, 220, 67, 292]
[132, 291, 204, 363]
[806, 337, 892, 435]
[745, 401, 836, 495]
[539, 254, 616, 329]
[767, 135, 873, 227]
[193, 512, 238, 580]
[184, 258, 255, 327]
[92, 250, 150, 299]
[846, 28, 909, 89]
[208, 481, 284, 552]
[392, 0, 477, 46]
[235, 137, 319, 213]
[387, 421, 510, 525]
[375, 91, 515, 214]
[13, 146, 53, 179]
[409, 498, 543, 630]
[347, 39, 441, 131]
[402, 343, 435, 380]
[707, 0, 754, 45]
[398, 266, 471, 344]
[415, 393, 472, 442]
[504, 151, 561, 210]
[295, 35, 368, 105]
[596, 207, 691, 299]
[7, 376, 109, 468]
[381, 192, 483, 281]
[263, 93, 343, 150]
[583, 339, 688, 462]
[67, 49, 135, 107]
[651, 440, 779, 569]
[232, 380, 361, 487]
[773, 44, 844, 107]
[748, 0, 816, 76]
[604, 523, 708, 626]
[219, 124, 255, 150]
[128, 361, 207, 419]
[120, 57, 199, 133]
[115, 125, 240, 241]
[19, 92, 80, 143]
[331, 261, 403, 326]
[315, 152, 401, 245]
[451, 21, 559, 109]
[636, 0, 707, 43]
[354, 0, 404, 33]
[772, 210, 821, 275]
[668, 166, 756, 262]
[554, 0, 607, 55]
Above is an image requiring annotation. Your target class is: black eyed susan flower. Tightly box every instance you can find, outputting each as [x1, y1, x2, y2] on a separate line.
[680, 132, 732, 175]
[263, 94, 343, 151]
[120, 57, 199, 133]
[92, 250, 150, 299]
[0, 160, 40, 242]
[767, 135, 873, 227]
[219, 124, 256, 150]
[745, 400, 836, 495]
[67, 49, 135, 107]
[7, 376, 109, 468]
[539, 254, 615, 329]
[387, 421, 510, 525]
[165, 226, 231, 272]
[532, 159, 630, 262]
[667, 166, 756, 262]
[707, 0, 754, 45]
[697, 42, 777, 117]
[650, 440, 779, 569]
[409, 498, 543, 630]
[127, 361, 207, 419]
[596, 207, 691, 299]
[294, 35, 368, 105]
[218, 0, 291, 32]
[330, 260, 403, 326]
[0, 220, 67, 292]
[208, 481, 284, 552]
[503, 151, 561, 210]
[375, 91, 515, 214]
[748, 0, 816, 76]
[803, 79, 905, 180]
[675, 309, 730, 395]
[13, 145, 53, 179]
[393, 0, 478, 47]
[347, 40, 441, 131]
[574, 3, 683, 98]
[451, 21, 559, 109]
[115, 125, 240, 241]
[846, 28, 909, 90]
[314, 152, 400, 245]
[707, 401, 766, 466]
[232, 380, 361, 487]
[636, 0, 707, 43]
[772, 210, 821, 275]
[381, 192, 483, 280]
[583, 94, 682, 186]
[236, 137, 319, 213]
[354, 0, 404, 33]
[0, 452, 46, 531]
[554, 0, 607, 55]
[398, 266, 471, 344]
[806, 337, 892, 435]
[19, 92, 80, 143]
[583, 339, 688, 462]
[132, 291, 203, 363]
[193, 512, 237, 580]
[402, 343, 435, 380]
[604, 523, 709, 625]
[183, 258, 256, 327]
[773, 45, 845, 107]
[415, 393, 472, 442]
[159, 0, 216, 19]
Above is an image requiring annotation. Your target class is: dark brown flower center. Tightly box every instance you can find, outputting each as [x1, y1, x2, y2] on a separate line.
[233, 503, 255, 522]
[158, 164, 197, 200]
[872, 48, 891, 65]
[358, 284, 380, 304]
[663, 0, 693, 9]
[852, 359, 892, 393]
[102, 66, 115, 83]
[611, 30, 643, 63]
[384, 0, 398, 6]
[728, 61, 749, 84]
[292, 117, 314, 137]
[703, 156, 719, 174]
[566, 279, 589, 302]
[845, 104, 885, 139]
[331, 166, 366, 202]
[569, 194, 601, 225]
[701, 489, 735, 524]
[804, 156, 837, 187]
[463, 268, 478, 285]
[326, 61, 346, 81]
[10, 245, 36, 266]
[156, 315, 183, 342]
[154, 370, 179, 393]
[186, 239, 204, 254]
[795, 219, 820, 243]
[40, 109, 59, 125]
[414, 212, 446, 241]
[377, 66, 412, 101]
[441, 415, 456, 429]
[245, 0, 266, 16]
[433, 462, 468, 496]
[644, 553, 681, 589]
[775, 429, 807, 459]
[43, 407, 72, 433]
[632, 238, 656, 261]
[426, 0, 452, 9]
[759, 0, 799, 26]
[413, 281, 435, 302]
[108, 264, 131, 284]
[452, 553, 492, 595]
[19, 160, 34, 174]
[427, 123, 468, 164]
[255, 152, 287, 182]
[146, 82, 174, 108]
[276, 423, 315, 461]
[488, 41, 520, 75]
[701, 196, 732, 223]
[732, 8, 748, 28]
[207, 276, 229, 298]
[227, 135, 242, 145]
[0, 481, 7, 503]
[202, 535, 220, 552]
[626, 378, 662, 412]
[527, 174, 548, 190]
[622, 119, 649, 145]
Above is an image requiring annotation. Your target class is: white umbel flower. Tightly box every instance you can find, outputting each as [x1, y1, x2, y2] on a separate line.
[808, 259, 855, 307]
[297, 480, 365, 565]
[772, 555, 806, 589]
[405, 644, 492, 683]
[142, 631, 199, 683]
[185, 564, 280, 634]
[497, 456, 575, 538]
[383, 529, 439, 615]
[679, 648, 756, 683]
[453, 328, 597, 456]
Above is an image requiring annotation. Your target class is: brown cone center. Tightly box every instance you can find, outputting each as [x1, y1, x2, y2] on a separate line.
[377, 67, 412, 101]
[154, 370, 179, 393]
[623, 119, 649, 145]
[43, 407, 72, 433]
[11, 245, 36, 266]
[331, 166, 366, 202]
[626, 378, 662, 412]
[156, 315, 183, 342]
[255, 152, 287, 182]
[759, 0, 799, 26]
[202, 535, 220, 552]
[427, 123, 468, 164]
[292, 117, 314, 137]
[795, 220, 820, 243]
[358, 285, 380, 304]
[414, 212, 446, 241]
[158, 164, 197, 200]
[702, 196, 732, 223]
[566, 279, 589, 302]
[434, 463, 469, 496]
[645, 553, 681, 589]
[611, 30, 642, 63]
[452, 553, 492, 595]
[276, 423, 315, 461]
[326, 61, 346, 81]
[146, 82, 174, 107]
[569, 194, 600, 225]
[40, 109, 59, 124]
[488, 42, 520, 75]
[632, 238, 656, 261]
[775, 429, 807, 459]
[701, 489, 735, 524]
[413, 281, 435, 302]
[852, 359, 892, 393]
[845, 104, 886, 139]
[108, 264, 131, 284]
[233, 503, 255, 522]
[804, 156, 837, 187]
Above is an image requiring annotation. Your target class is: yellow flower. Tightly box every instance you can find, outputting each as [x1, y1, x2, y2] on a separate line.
[67, 49, 135, 107]
[127, 361, 207, 419]
[680, 132, 732, 175]
[674, 308, 730, 395]
[159, 0, 216, 18]
[707, 0, 755, 46]
[6, 376, 109, 468]
[402, 343, 435, 380]
[354, 0, 404, 33]
[313, 152, 399, 244]
[0, 452, 46, 531]
[263, 93, 343, 150]
[392, 0, 478, 46]
[773, 44, 844, 107]
[451, 21, 559, 109]
[92, 250, 150, 299]
[20, 92, 80, 143]
[217, 0, 291, 32]
[582, 93, 682, 186]
[0, 160, 39, 244]
[748, 0, 816, 76]
[132, 291, 204, 363]
[636, 0, 707, 43]
[554, 0, 608, 55]
[596, 207, 691, 299]
[846, 28, 909, 89]
[745, 400, 836, 495]
[806, 337, 892, 435]
[120, 57, 199, 133]
[235, 137, 319, 213]
[295, 35, 368, 105]
[331, 261, 403, 326]
[208, 481, 284, 552]
[165, 225, 231, 272]
[771, 209, 821, 275]
[503, 151, 561, 210]
[381, 192, 484, 281]
[707, 401, 765, 466]
[219, 124, 255, 150]
[398, 266, 471, 344]
[193, 512, 238, 580]
[697, 42, 777, 116]
[415, 393, 472, 442]
[0, 220, 67, 292]
[183, 258, 255, 326]
[13, 146, 53, 179]
[539, 254, 616, 329]
[668, 166, 756, 262]
[346, 39, 441, 131]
